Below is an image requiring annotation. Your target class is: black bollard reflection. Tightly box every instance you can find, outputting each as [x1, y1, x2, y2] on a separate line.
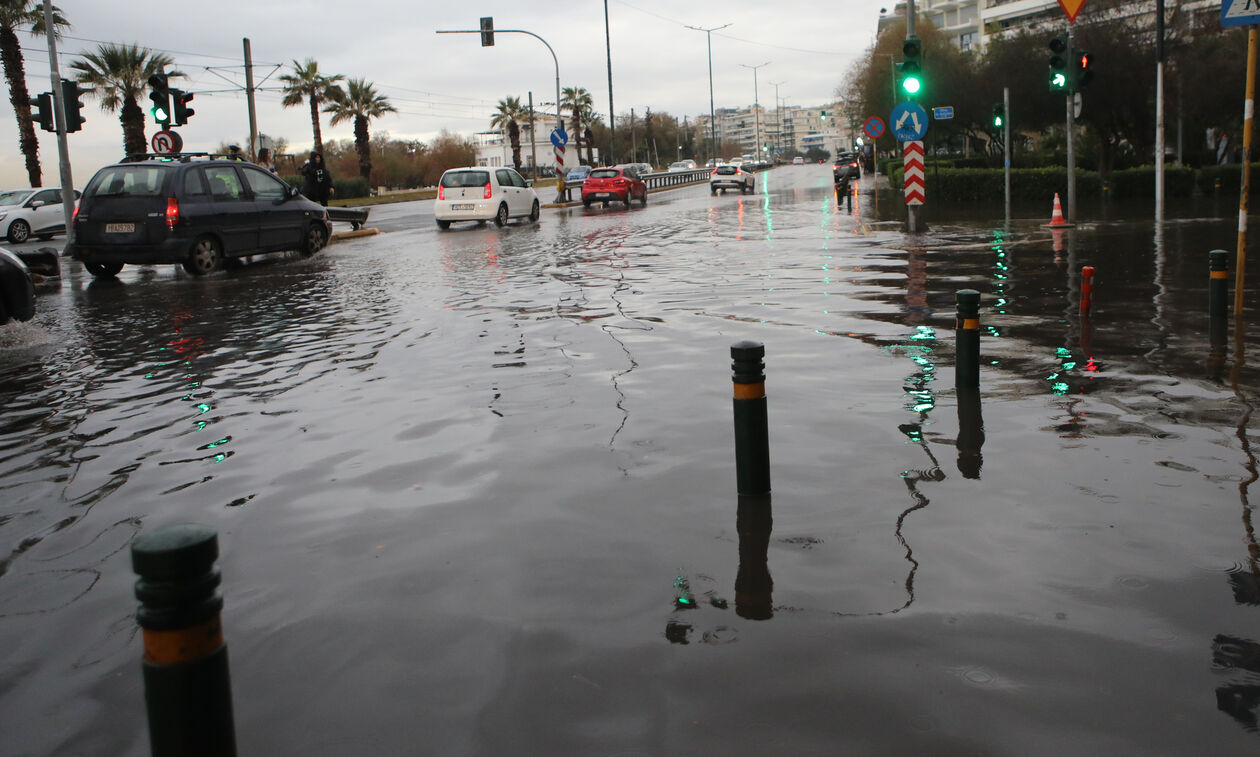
[735, 494, 774, 620]
[955, 388, 985, 479]
[1213, 634, 1260, 732]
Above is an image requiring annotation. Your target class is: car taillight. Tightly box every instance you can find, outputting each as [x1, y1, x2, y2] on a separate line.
[438, 185, 445, 200]
[736, 169, 743, 175]
[483, 182, 492, 199]
[165, 197, 179, 228]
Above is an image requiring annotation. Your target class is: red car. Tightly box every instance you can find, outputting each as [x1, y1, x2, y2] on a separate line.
[581, 165, 648, 208]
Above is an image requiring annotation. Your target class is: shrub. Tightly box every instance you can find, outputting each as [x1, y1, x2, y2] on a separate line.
[1106, 166, 1195, 198]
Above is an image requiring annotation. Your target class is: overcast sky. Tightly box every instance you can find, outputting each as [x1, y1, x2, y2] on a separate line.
[1, 0, 882, 187]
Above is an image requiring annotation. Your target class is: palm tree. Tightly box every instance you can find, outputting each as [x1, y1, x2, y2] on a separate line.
[279, 59, 344, 155]
[0, 1, 68, 186]
[561, 86, 594, 165]
[490, 96, 524, 171]
[69, 43, 179, 160]
[323, 78, 396, 181]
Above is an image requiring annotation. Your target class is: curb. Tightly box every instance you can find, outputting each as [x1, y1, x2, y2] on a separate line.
[331, 228, 380, 241]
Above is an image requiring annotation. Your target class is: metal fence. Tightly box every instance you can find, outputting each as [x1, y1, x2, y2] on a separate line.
[555, 165, 772, 203]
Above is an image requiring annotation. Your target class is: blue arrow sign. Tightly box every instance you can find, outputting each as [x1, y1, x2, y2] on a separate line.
[932, 106, 954, 120]
[890, 102, 929, 141]
[1223, 0, 1260, 27]
[550, 128, 568, 148]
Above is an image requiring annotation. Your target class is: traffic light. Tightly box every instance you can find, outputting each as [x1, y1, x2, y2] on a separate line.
[61, 79, 86, 133]
[1048, 33, 1071, 93]
[172, 89, 195, 126]
[32, 92, 54, 132]
[899, 38, 923, 97]
[1075, 50, 1094, 90]
[148, 72, 170, 126]
[820, 110, 827, 120]
[480, 16, 494, 47]
[991, 103, 1005, 130]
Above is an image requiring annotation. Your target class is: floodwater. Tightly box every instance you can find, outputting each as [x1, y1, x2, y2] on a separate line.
[2, 166, 1258, 755]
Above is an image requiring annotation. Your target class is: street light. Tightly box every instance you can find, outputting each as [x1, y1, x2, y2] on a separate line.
[740, 61, 770, 157]
[686, 22, 731, 162]
[768, 80, 785, 158]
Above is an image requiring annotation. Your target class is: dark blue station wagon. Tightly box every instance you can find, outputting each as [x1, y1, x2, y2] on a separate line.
[71, 155, 332, 277]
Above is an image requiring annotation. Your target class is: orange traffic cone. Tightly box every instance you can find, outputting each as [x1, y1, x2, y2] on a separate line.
[1043, 193, 1075, 228]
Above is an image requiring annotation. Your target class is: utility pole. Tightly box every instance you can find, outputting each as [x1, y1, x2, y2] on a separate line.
[740, 62, 770, 159]
[1155, 0, 1165, 222]
[528, 91, 538, 177]
[604, 0, 616, 164]
[244, 38, 258, 160]
[768, 80, 785, 158]
[686, 23, 730, 162]
[1003, 86, 1011, 223]
[905, 0, 923, 234]
[1066, 26, 1076, 223]
[630, 107, 636, 161]
[43, 0, 74, 248]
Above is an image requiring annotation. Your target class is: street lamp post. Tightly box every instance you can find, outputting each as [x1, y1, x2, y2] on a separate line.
[768, 80, 785, 159]
[686, 22, 731, 162]
[741, 61, 770, 158]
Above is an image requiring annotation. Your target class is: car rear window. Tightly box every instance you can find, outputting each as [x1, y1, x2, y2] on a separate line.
[715, 166, 737, 175]
[589, 169, 621, 179]
[441, 171, 489, 188]
[87, 165, 169, 197]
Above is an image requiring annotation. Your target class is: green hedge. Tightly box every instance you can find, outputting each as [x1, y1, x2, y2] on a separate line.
[1106, 166, 1196, 198]
[886, 166, 1102, 202]
[1196, 163, 1260, 195]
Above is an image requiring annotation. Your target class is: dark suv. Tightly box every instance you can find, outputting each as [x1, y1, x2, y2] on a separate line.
[71, 154, 332, 277]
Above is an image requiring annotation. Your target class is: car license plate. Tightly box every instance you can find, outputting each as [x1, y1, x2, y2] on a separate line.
[451, 204, 474, 210]
[105, 223, 135, 233]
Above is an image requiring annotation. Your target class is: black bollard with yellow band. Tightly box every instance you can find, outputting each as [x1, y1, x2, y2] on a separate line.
[731, 341, 771, 496]
[955, 289, 981, 388]
[132, 524, 237, 757]
[1209, 250, 1229, 347]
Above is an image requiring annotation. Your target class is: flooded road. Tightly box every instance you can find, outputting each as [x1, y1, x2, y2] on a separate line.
[3, 165, 1259, 755]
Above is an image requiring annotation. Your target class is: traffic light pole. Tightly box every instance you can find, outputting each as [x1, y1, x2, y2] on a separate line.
[1066, 29, 1076, 224]
[905, 0, 922, 234]
[43, 0, 75, 248]
[1003, 86, 1011, 224]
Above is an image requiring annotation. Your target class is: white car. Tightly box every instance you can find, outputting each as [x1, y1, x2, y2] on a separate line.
[710, 164, 756, 195]
[792, 156, 804, 165]
[667, 160, 697, 172]
[433, 167, 540, 230]
[0, 187, 79, 243]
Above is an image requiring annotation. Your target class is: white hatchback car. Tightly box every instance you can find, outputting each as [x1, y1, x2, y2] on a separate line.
[434, 167, 540, 230]
[0, 187, 80, 243]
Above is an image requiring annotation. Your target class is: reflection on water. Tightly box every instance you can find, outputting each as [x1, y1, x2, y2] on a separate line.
[5, 171, 1260, 752]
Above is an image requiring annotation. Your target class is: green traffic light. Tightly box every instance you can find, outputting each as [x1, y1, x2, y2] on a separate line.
[1050, 72, 1067, 90]
[993, 115, 1003, 128]
[152, 106, 169, 122]
[902, 76, 921, 95]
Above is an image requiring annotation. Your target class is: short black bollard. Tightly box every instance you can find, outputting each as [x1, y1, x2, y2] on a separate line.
[954, 290, 981, 388]
[1209, 250, 1229, 347]
[132, 524, 237, 757]
[731, 341, 771, 495]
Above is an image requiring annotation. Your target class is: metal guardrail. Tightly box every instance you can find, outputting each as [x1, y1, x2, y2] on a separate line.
[554, 164, 773, 202]
[326, 207, 370, 230]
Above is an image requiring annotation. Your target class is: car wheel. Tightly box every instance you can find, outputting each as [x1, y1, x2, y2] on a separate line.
[300, 223, 328, 257]
[583, 199, 592, 209]
[494, 203, 509, 227]
[6, 219, 30, 244]
[710, 187, 717, 196]
[602, 202, 609, 208]
[529, 200, 540, 222]
[623, 193, 632, 208]
[182, 236, 223, 276]
[437, 219, 451, 230]
[83, 261, 123, 278]
[640, 190, 648, 207]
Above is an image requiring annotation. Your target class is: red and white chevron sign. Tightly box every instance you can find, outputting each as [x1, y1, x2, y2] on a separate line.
[903, 140, 925, 206]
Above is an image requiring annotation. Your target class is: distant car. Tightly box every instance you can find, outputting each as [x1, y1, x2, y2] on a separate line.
[728, 157, 745, 166]
[668, 160, 697, 172]
[71, 155, 331, 278]
[705, 159, 718, 168]
[434, 167, 540, 229]
[582, 165, 648, 208]
[834, 152, 861, 183]
[627, 162, 655, 177]
[0, 187, 80, 243]
[710, 164, 755, 195]
[792, 156, 804, 165]
[565, 165, 593, 186]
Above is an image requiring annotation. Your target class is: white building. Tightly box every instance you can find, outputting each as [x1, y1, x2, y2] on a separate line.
[471, 125, 596, 175]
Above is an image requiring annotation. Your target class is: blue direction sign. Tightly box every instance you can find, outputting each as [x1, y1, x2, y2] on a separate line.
[890, 101, 929, 141]
[550, 127, 568, 148]
[932, 106, 955, 120]
[1223, 0, 1260, 27]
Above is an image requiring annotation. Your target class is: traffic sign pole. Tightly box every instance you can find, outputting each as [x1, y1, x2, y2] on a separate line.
[1235, 27, 1257, 320]
[1066, 27, 1076, 224]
